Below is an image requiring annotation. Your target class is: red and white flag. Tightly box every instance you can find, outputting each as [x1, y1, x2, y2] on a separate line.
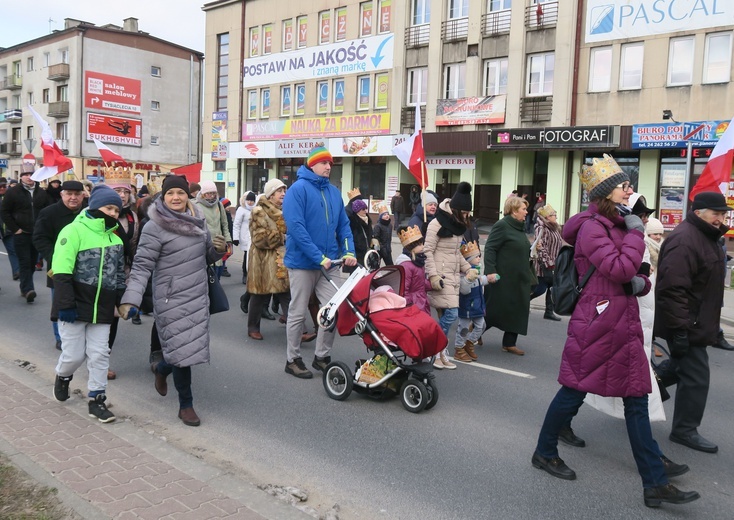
[27, 105, 73, 181]
[393, 105, 427, 188]
[93, 138, 125, 164]
[690, 119, 734, 200]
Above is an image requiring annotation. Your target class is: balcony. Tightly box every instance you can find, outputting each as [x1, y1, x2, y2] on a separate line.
[0, 142, 22, 156]
[1, 75, 22, 90]
[482, 11, 511, 36]
[47, 63, 70, 81]
[47, 101, 69, 117]
[405, 25, 430, 48]
[525, 1, 559, 30]
[520, 96, 553, 123]
[1, 109, 22, 123]
[401, 105, 426, 134]
[441, 18, 468, 42]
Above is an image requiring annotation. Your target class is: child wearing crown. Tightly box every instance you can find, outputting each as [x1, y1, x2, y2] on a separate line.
[454, 242, 488, 363]
[394, 225, 432, 316]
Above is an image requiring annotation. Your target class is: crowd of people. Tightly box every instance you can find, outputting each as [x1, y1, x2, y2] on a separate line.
[1, 148, 732, 509]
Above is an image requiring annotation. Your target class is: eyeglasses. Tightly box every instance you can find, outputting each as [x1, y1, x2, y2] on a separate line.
[547, 213, 557, 217]
[615, 182, 631, 191]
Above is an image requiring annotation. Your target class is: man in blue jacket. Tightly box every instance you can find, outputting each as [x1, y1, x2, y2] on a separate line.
[282, 146, 356, 379]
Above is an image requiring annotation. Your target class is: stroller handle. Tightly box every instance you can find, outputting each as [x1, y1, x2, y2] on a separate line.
[320, 258, 344, 279]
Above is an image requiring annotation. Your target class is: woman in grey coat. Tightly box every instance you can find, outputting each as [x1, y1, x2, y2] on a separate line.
[119, 175, 226, 427]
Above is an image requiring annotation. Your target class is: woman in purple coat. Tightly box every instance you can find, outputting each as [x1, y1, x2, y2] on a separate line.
[531, 155, 699, 509]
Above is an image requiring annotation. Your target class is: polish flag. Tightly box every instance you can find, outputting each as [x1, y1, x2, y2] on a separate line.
[690, 119, 734, 200]
[93, 138, 125, 164]
[27, 105, 74, 181]
[393, 105, 427, 188]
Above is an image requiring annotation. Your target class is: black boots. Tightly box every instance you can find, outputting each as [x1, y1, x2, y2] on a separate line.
[712, 329, 734, 350]
[543, 291, 561, 321]
[643, 483, 700, 508]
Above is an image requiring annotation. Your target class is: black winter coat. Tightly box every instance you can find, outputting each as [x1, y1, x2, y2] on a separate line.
[654, 211, 727, 346]
[32, 201, 83, 288]
[0, 182, 51, 234]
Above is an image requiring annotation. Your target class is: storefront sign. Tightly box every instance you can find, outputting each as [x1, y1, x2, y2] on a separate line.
[425, 156, 476, 169]
[632, 121, 728, 149]
[489, 126, 618, 149]
[0, 159, 8, 168]
[585, 0, 731, 44]
[212, 112, 228, 160]
[244, 113, 390, 140]
[86, 113, 142, 147]
[84, 71, 141, 114]
[243, 33, 394, 88]
[436, 96, 506, 126]
[229, 141, 277, 158]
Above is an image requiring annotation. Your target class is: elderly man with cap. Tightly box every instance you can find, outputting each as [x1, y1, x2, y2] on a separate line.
[194, 180, 232, 279]
[0, 176, 21, 281]
[0, 166, 52, 303]
[33, 180, 86, 350]
[655, 191, 734, 454]
[282, 146, 356, 379]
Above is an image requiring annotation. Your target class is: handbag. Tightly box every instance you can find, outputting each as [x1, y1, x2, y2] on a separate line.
[207, 265, 230, 314]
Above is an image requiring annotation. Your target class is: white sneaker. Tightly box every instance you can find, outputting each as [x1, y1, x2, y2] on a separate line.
[440, 351, 457, 370]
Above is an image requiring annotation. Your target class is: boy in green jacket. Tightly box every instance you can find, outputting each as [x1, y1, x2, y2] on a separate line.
[52, 185, 125, 423]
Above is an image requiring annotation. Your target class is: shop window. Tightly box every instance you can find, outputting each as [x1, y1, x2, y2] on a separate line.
[354, 157, 386, 200]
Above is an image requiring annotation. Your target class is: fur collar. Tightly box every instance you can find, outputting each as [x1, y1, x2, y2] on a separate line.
[148, 198, 206, 237]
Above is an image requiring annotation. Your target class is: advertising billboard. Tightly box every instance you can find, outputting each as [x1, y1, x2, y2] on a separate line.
[85, 71, 142, 114]
[86, 113, 142, 147]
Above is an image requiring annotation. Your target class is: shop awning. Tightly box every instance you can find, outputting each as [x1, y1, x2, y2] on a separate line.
[170, 162, 202, 183]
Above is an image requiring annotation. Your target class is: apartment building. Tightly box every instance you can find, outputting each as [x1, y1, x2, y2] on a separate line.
[0, 17, 203, 183]
[202, 0, 734, 225]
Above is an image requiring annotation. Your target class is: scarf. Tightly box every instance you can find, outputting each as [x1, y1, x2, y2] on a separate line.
[196, 193, 219, 208]
[412, 251, 427, 267]
[358, 214, 369, 224]
[435, 208, 467, 237]
[645, 236, 662, 270]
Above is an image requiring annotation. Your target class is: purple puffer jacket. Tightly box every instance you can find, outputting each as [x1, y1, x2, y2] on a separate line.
[395, 253, 432, 315]
[558, 206, 651, 397]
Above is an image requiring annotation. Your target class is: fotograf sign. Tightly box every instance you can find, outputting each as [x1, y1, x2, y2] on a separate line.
[586, 0, 731, 43]
[489, 126, 619, 149]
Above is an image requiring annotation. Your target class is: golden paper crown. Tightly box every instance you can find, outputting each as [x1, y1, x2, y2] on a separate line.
[578, 154, 625, 197]
[460, 242, 480, 260]
[347, 187, 361, 200]
[376, 204, 389, 215]
[398, 225, 423, 248]
[104, 166, 133, 185]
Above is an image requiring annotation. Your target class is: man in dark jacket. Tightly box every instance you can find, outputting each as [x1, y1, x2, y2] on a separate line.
[0, 176, 21, 281]
[33, 181, 85, 350]
[0, 169, 51, 302]
[390, 190, 405, 231]
[655, 191, 733, 454]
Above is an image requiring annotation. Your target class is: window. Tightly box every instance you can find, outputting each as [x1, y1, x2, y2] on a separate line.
[295, 83, 306, 115]
[333, 79, 345, 112]
[488, 0, 512, 11]
[703, 32, 732, 84]
[217, 34, 229, 111]
[27, 57, 34, 72]
[11, 94, 20, 110]
[151, 136, 159, 146]
[261, 88, 270, 118]
[57, 122, 68, 140]
[483, 58, 508, 96]
[378, 0, 392, 33]
[619, 42, 643, 90]
[59, 49, 69, 64]
[526, 52, 554, 95]
[12, 61, 21, 77]
[374, 73, 389, 109]
[26, 126, 34, 139]
[412, 0, 431, 25]
[247, 90, 258, 119]
[316, 81, 329, 113]
[407, 67, 428, 105]
[28, 92, 35, 105]
[588, 47, 612, 92]
[668, 37, 694, 86]
[297, 16, 308, 49]
[360, 2, 373, 37]
[336, 7, 348, 41]
[57, 85, 68, 102]
[263, 24, 273, 54]
[42, 89, 50, 103]
[151, 66, 161, 77]
[283, 19, 294, 51]
[281, 85, 292, 116]
[151, 100, 160, 110]
[357, 76, 371, 110]
[443, 63, 466, 99]
[448, 0, 469, 19]
[249, 27, 260, 57]
[319, 11, 331, 44]
[43, 52, 50, 67]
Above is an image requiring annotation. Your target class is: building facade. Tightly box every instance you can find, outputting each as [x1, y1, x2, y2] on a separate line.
[0, 17, 203, 184]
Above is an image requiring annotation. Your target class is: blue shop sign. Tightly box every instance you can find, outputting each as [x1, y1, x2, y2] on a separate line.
[631, 120, 728, 149]
[0, 159, 7, 168]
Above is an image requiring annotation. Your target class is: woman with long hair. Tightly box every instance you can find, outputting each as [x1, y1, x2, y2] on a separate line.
[530, 204, 563, 321]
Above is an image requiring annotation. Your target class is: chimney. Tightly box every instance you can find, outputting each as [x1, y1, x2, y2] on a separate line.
[123, 17, 139, 33]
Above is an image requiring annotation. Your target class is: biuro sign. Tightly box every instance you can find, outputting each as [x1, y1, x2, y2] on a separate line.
[86, 113, 142, 147]
[244, 113, 391, 140]
[84, 71, 142, 114]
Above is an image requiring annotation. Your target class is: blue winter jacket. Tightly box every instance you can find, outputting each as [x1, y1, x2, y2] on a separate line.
[283, 165, 355, 270]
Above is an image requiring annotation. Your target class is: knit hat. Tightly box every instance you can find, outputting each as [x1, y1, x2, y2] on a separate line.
[61, 180, 84, 192]
[263, 178, 287, 199]
[645, 218, 664, 235]
[307, 146, 333, 168]
[161, 175, 191, 197]
[245, 191, 256, 202]
[424, 192, 438, 206]
[579, 154, 629, 200]
[89, 185, 123, 211]
[450, 182, 473, 211]
[221, 198, 231, 208]
[352, 199, 368, 213]
[199, 180, 218, 195]
[537, 204, 556, 219]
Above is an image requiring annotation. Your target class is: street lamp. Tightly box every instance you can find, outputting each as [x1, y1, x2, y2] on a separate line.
[662, 109, 694, 219]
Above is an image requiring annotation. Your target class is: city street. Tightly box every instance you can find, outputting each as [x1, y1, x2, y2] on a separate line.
[1, 252, 733, 519]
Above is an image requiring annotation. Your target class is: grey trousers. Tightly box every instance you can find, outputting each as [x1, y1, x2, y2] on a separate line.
[286, 268, 338, 363]
[671, 345, 710, 436]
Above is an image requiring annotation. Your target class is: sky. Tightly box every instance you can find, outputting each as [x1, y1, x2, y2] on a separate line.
[1, 0, 206, 52]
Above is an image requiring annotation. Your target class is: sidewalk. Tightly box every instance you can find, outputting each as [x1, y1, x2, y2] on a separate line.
[0, 359, 310, 520]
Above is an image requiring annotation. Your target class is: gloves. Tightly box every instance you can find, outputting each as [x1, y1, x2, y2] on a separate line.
[465, 269, 479, 283]
[624, 214, 645, 234]
[212, 234, 227, 253]
[232, 240, 239, 246]
[371, 238, 380, 250]
[58, 308, 78, 323]
[630, 276, 646, 295]
[118, 304, 139, 320]
[429, 275, 444, 291]
[670, 330, 689, 359]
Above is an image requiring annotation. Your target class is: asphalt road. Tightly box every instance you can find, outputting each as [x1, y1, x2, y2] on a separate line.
[1, 253, 733, 519]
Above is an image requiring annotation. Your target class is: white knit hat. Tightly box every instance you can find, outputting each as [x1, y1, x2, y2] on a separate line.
[645, 217, 664, 235]
[263, 178, 286, 199]
[199, 180, 217, 195]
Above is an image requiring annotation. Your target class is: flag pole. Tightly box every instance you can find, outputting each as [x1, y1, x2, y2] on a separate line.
[422, 161, 428, 222]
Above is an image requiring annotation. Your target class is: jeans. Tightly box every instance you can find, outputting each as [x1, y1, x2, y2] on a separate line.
[2, 234, 20, 276]
[156, 359, 193, 409]
[14, 232, 37, 294]
[438, 307, 458, 338]
[536, 386, 668, 488]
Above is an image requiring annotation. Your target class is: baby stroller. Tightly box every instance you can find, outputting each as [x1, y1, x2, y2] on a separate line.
[318, 261, 447, 413]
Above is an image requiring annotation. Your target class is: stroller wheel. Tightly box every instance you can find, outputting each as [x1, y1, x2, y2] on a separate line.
[399, 379, 428, 413]
[424, 378, 439, 410]
[317, 306, 337, 331]
[323, 362, 353, 401]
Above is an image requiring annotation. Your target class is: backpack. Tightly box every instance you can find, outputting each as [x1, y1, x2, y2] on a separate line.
[550, 245, 596, 316]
